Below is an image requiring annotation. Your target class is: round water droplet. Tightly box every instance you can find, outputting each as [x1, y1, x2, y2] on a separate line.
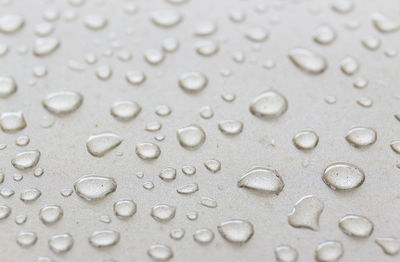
[177, 183, 199, 194]
[15, 214, 27, 225]
[315, 240, 343, 262]
[288, 195, 324, 231]
[275, 245, 299, 262]
[186, 211, 199, 221]
[193, 228, 214, 244]
[245, 26, 269, 42]
[361, 35, 381, 50]
[375, 237, 400, 256]
[20, 188, 41, 202]
[177, 124, 206, 150]
[195, 40, 219, 57]
[249, 90, 288, 119]
[340, 57, 359, 75]
[113, 199, 136, 218]
[217, 219, 254, 244]
[151, 204, 176, 222]
[84, 15, 107, 30]
[16, 135, 30, 146]
[96, 65, 112, 80]
[16, 231, 37, 247]
[293, 130, 319, 150]
[144, 49, 165, 65]
[159, 167, 176, 181]
[0, 76, 17, 97]
[0, 112, 26, 132]
[155, 105, 171, 117]
[313, 25, 336, 45]
[322, 162, 365, 190]
[238, 167, 284, 194]
[182, 165, 196, 176]
[89, 230, 120, 248]
[74, 175, 117, 201]
[136, 142, 161, 160]
[170, 228, 185, 240]
[338, 214, 373, 238]
[42, 91, 83, 114]
[345, 127, 376, 147]
[86, 133, 123, 157]
[147, 243, 173, 261]
[39, 205, 63, 224]
[12, 150, 40, 170]
[126, 70, 146, 85]
[162, 37, 179, 53]
[0, 14, 24, 33]
[204, 159, 221, 173]
[179, 72, 208, 93]
[218, 120, 243, 135]
[199, 106, 214, 119]
[353, 78, 368, 89]
[33, 38, 60, 56]
[48, 233, 73, 253]
[0, 204, 11, 219]
[150, 9, 182, 28]
[111, 101, 141, 121]
[288, 48, 327, 74]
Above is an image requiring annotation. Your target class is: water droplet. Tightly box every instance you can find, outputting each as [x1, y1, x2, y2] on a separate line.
[195, 21, 217, 36]
[155, 105, 171, 117]
[199, 106, 214, 119]
[126, 70, 146, 85]
[33, 65, 47, 78]
[89, 230, 120, 248]
[143, 181, 155, 190]
[238, 167, 284, 194]
[204, 159, 221, 173]
[177, 183, 199, 194]
[170, 228, 185, 240]
[361, 35, 381, 50]
[313, 25, 336, 45]
[15, 214, 27, 225]
[356, 97, 373, 108]
[338, 214, 373, 238]
[15, 135, 30, 146]
[0, 14, 24, 33]
[186, 211, 199, 221]
[353, 77, 368, 89]
[193, 228, 214, 244]
[42, 91, 83, 114]
[74, 175, 117, 201]
[0, 204, 11, 219]
[245, 26, 269, 42]
[99, 215, 111, 224]
[345, 127, 377, 147]
[0, 112, 26, 132]
[390, 140, 400, 154]
[113, 199, 136, 218]
[39, 205, 63, 224]
[151, 204, 176, 222]
[86, 133, 123, 157]
[20, 188, 41, 202]
[372, 12, 400, 33]
[159, 167, 176, 181]
[144, 49, 165, 65]
[111, 101, 141, 121]
[218, 120, 243, 135]
[84, 15, 107, 30]
[322, 162, 365, 190]
[293, 130, 319, 150]
[16, 231, 37, 247]
[147, 243, 173, 261]
[136, 142, 161, 160]
[96, 65, 112, 80]
[249, 89, 288, 118]
[288, 48, 327, 74]
[60, 188, 73, 197]
[228, 9, 246, 23]
[331, 0, 354, 14]
[48, 233, 73, 253]
[182, 165, 196, 176]
[200, 196, 217, 208]
[275, 245, 299, 262]
[0, 76, 17, 97]
[217, 219, 254, 244]
[145, 121, 162, 132]
[33, 38, 60, 56]
[161, 37, 179, 53]
[340, 57, 359, 75]
[179, 72, 208, 93]
[1, 188, 14, 198]
[195, 40, 219, 57]
[288, 195, 324, 230]
[315, 240, 343, 262]
[232, 51, 246, 63]
[34, 22, 54, 37]
[375, 237, 400, 256]
[12, 150, 40, 170]
[177, 124, 206, 150]
[150, 9, 182, 28]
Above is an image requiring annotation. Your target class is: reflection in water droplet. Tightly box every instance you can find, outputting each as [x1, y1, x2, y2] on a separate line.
[322, 162, 365, 190]
[48, 233, 73, 253]
[111, 101, 141, 121]
[340, 57, 359, 75]
[249, 90, 288, 119]
[238, 166, 284, 194]
[12, 150, 40, 170]
[217, 219, 254, 244]
[177, 124, 206, 150]
[136, 142, 161, 160]
[89, 230, 120, 248]
[372, 12, 400, 33]
[315, 240, 343, 262]
[42, 91, 83, 114]
[0, 112, 26, 132]
[288, 48, 327, 74]
[0, 76, 17, 97]
[147, 243, 173, 261]
[113, 199, 136, 218]
[288, 195, 324, 231]
[338, 214, 373, 238]
[193, 228, 214, 244]
[293, 130, 319, 150]
[33, 38, 60, 56]
[16, 231, 37, 247]
[179, 72, 208, 93]
[375, 237, 400, 256]
[159, 167, 176, 181]
[74, 175, 117, 201]
[177, 183, 199, 194]
[150, 9, 182, 28]
[313, 25, 336, 45]
[345, 127, 377, 147]
[204, 159, 221, 173]
[39, 205, 63, 224]
[218, 120, 243, 135]
[86, 133, 123, 157]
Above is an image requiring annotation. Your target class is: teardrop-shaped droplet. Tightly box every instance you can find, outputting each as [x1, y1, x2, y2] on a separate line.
[147, 243, 173, 261]
[218, 120, 243, 135]
[20, 188, 41, 202]
[86, 133, 123, 157]
[322, 162, 365, 190]
[33, 38, 60, 56]
[113, 199, 136, 218]
[238, 167, 284, 195]
[372, 12, 400, 33]
[42, 91, 83, 114]
[288, 195, 324, 231]
[177, 124, 206, 150]
[193, 228, 214, 244]
[315, 240, 343, 262]
[0, 76, 17, 97]
[179, 72, 208, 93]
[151, 204, 176, 222]
[275, 245, 299, 262]
[293, 130, 319, 150]
[176, 183, 199, 194]
[135, 142, 161, 160]
[0, 14, 25, 33]
[150, 9, 182, 28]
[338, 214, 373, 238]
[345, 127, 377, 147]
[74, 175, 117, 201]
[39, 205, 63, 224]
[249, 90, 288, 118]
[12, 150, 40, 170]
[313, 25, 336, 45]
[16, 231, 37, 247]
[89, 230, 120, 248]
[375, 237, 400, 256]
[288, 48, 327, 74]
[217, 219, 254, 244]
[0, 112, 26, 132]
[48, 233, 73, 253]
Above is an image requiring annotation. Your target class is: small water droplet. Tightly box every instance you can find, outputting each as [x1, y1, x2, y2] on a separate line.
[15, 135, 30, 147]
[113, 199, 136, 218]
[356, 97, 373, 108]
[331, 0, 354, 14]
[0, 204, 11, 219]
[195, 40, 219, 57]
[200, 196, 217, 208]
[20, 188, 41, 202]
[195, 21, 217, 36]
[144, 49, 165, 65]
[177, 183, 199, 194]
[182, 165, 196, 176]
[161, 37, 179, 53]
[275, 245, 299, 262]
[293, 130, 319, 150]
[96, 65, 112, 80]
[39, 205, 63, 224]
[353, 77, 368, 89]
[199, 106, 214, 119]
[179, 72, 208, 93]
[170, 228, 185, 240]
[372, 12, 400, 33]
[12, 150, 40, 170]
[288, 195, 324, 231]
[147, 243, 173, 261]
[177, 124, 206, 150]
[159, 167, 176, 181]
[150, 9, 182, 28]
[110, 101, 141, 121]
[218, 120, 243, 135]
[86, 133, 123, 157]
[84, 15, 107, 30]
[33, 38, 60, 56]
[245, 26, 269, 42]
[361, 35, 381, 50]
[340, 56, 359, 75]
[15, 214, 27, 225]
[0, 14, 25, 33]
[204, 159, 221, 173]
[0, 76, 17, 97]
[313, 25, 336, 45]
[48, 233, 73, 253]
[126, 70, 146, 85]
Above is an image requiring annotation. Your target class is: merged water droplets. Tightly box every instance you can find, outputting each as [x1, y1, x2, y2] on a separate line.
[288, 48, 327, 74]
[151, 204, 176, 222]
[89, 230, 120, 248]
[42, 91, 83, 115]
[249, 90, 288, 118]
[0, 76, 17, 97]
[179, 72, 208, 93]
[315, 240, 343, 262]
[74, 175, 117, 201]
[11, 150, 40, 170]
[338, 214, 374, 238]
[238, 167, 284, 195]
[288, 195, 324, 231]
[322, 162, 365, 190]
[177, 124, 206, 150]
[345, 127, 377, 147]
[48, 233, 73, 253]
[293, 130, 319, 150]
[86, 133, 123, 157]
[0, 112, 26, 132]
[217, 219, 254, 244]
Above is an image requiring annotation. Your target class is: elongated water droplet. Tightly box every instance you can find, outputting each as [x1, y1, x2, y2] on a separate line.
[86, 133, 123, 157]
[195, 21, 217, 36]
[113, 199, 136, 218]
[315, 240, 343, 262]
[322, 162, 365, 190]
[179, 72, 208, 93]
[177, 124, 206, 150]
[151, 204, 176, 222]
[136, 142, 161, 160]
[193, 228, 214, 244]
[238, 167, 284, 194]
[89, 230, 120, 248]
[74, 175, 117, 201]
[275, 245, 299, 262]
[147, 243, 173, 261]
[48, 233, 73, 253]
[288, 48, 327, 74]
[356, 97, 373, 108]
[0, 14, 24, 33]
[338, 214, 373, 238]
[293, 130, 319, 150]
[218, 120, 243, 135]
[33, 38, 60, 56]
[110, 101, 141, 121]
[42, 91, 83, 114]
[39, 205, 63, 224]
[372, 13, 400, 33]
[177, 183, 199, 194]
[0, 112, 26, 132]
[217, 219, 254, 244]
[288, 195, 324, 231]
[0, 76, 17, 97]
[376, 237, 400, 256]
[200, 196, 217, 208]
[12, 150, 40, 170]
[345, 127, 376, 147]
[16, 231, 37, 247]
[249, 90, 288, 118]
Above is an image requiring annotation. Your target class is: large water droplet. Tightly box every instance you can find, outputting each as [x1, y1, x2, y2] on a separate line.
[74, 175, 117, 201]
[89, 230, 120, 248]
[217, 219, 254, 244]
[177, 124, 206, 150]
[12, 150, 40, 170]
[237, 167, 284, 194]
[86, 133, 123, 157]
[322, 162, 365, 190]
[249, 90, 288, 118]
[288, 195, 324, 230]
[288, 48, 327, 74]
[42, 91, 83, 114]
[338, 214, 373, 238]
[345, 127, 377, 147]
